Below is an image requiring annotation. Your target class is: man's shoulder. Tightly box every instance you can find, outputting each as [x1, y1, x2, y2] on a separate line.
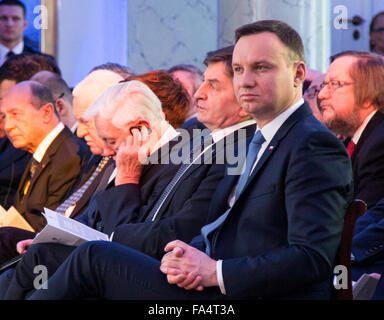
[48, 127, 82, 159]
[22, 44, 39, 54]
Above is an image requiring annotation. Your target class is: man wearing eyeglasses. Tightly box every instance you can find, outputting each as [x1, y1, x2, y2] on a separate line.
[303, 73, 325, 123]
[318, 50, 384, 209]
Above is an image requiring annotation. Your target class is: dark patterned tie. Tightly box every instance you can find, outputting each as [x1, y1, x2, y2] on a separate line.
[201, 130, 265, 256]
[55, 156, 110, 215]
[6, 51, 15, 58]
[22, 158, 39, 197]
[144, 136, 213, 222]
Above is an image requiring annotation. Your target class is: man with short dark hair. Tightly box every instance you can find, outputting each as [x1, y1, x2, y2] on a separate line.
[31, 71, 77, 132]
[318, 51, 384, 208]
[0, 0, 40, 66]
[18, 20, 352, 300]
[0, 80, 82, 264]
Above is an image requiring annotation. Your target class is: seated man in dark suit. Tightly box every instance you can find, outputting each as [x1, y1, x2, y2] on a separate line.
[318, 50, 384, 209]
[0, 51, 61, 209]
[0, 80, 82, 264]
[1, 46, 256, 299]
[351, 198, 384, 299]
[49, 69, 125, 218]
[0, 112, 30, 208]
[19, 20, 352, 300]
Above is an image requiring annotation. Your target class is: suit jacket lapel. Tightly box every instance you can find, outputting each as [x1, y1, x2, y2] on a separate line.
[237, 103, 312, 199]
[351, 111, 384, 163]
[25, 128, 70, 196]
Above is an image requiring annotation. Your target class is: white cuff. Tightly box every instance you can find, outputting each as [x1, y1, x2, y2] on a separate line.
[216, 260, 226, 295]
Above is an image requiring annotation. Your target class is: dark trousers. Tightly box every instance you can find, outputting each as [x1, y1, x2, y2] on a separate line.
[3, 243, 75, 299]
[0, 227, 36, 265]
[25, 241, 223, 300]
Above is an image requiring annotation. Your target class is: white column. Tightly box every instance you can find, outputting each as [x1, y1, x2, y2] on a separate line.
[218, 0, 331, 72]
[57, 0, 128, 87]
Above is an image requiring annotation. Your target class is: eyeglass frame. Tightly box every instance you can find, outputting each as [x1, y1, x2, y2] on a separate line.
[304, 86, 321, 99]
[319, 80, 354, 93]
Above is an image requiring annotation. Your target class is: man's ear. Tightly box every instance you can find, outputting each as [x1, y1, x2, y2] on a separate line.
[40, 103, 56, 123]
[55, 99, 67, 117]
[293, 61, 306, 87]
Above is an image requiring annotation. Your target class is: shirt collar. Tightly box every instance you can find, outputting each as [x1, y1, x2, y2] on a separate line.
[0, 40, 24, 62]
[0, 41, 23, 55]
[351, 110, 377, 144]
[71, 122, 78, 134]
[151, 124, 180, 153]
[258, 98, 304, 145]
[33, 122, 65, 162]
[211, 119, 256, 143]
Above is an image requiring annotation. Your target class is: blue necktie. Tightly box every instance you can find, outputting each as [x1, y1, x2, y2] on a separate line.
[201, 130, 265, 256]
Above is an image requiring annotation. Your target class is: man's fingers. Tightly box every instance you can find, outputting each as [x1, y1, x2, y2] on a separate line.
[167, 273, 187, 285]
[164, 240, 187, 253]
[176, 272, 201, 289]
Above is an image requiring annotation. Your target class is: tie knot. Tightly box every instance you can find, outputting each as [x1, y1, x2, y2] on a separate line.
[250, 130, 265, 146]
[6, 51, 15, 58]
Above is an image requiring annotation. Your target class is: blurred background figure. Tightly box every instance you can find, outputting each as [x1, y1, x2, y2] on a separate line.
[168, 64, 205, 130]
[370, 11, 384, 55]
[0, 0, 40, 66]
[303, 73, 325, 123]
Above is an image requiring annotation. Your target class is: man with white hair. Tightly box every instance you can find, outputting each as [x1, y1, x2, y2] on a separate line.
[1, 46, 256, 299]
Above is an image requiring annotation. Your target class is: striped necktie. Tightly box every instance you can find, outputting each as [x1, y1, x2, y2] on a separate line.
[201, 130, 265, 256]
[144, 136, 213, 222]
[55, 156, 110, 215]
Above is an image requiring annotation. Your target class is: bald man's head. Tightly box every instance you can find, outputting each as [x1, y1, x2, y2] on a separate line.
[0, 81, 59, 152]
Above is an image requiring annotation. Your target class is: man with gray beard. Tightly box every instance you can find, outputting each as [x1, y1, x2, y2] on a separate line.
[318, 50, 384, 208]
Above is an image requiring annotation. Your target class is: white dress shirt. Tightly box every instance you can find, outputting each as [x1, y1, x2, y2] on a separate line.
[0, 40, 24, 66]
[33, 122, 65, 162]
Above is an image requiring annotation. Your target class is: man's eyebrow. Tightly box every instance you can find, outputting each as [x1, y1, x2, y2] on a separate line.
[207, 79, 220, 85]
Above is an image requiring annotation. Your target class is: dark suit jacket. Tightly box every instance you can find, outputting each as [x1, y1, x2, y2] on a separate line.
[0, 138, 31, 209]
[74, 138, 184, 233]
[182, 116, 206, 131]
[351, 111, 384, 208]
[352, 197, 384, 265]
[107, 123, 256, 260]
[67, 157, 114, 219]
[15, 127, 82, 231]
[189, 104, 353, 299]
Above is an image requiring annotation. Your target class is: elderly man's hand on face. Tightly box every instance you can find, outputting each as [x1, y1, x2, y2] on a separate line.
[115, 127, 151, 185]
[160, 240, 218, 291]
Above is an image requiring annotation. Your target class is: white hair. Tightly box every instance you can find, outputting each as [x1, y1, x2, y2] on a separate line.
[86, 80, 165, 132]
[73, 70, 124, 116]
